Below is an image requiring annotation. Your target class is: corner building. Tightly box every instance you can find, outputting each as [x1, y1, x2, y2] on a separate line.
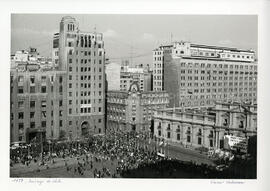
[10, 65, 67, 143]
[153, 41, 257, 108]
[107, 82, 169, 134]
[53, 16, 106, 139]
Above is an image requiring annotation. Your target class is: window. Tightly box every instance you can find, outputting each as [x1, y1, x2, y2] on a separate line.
[59, 110, 63, 117]
[30, 122, 35, 129]
[40, 101, 46, 108]
[167, 132, 171, 138]
[41, 121, 46, 128]
[69, 109, 72, 114]
[59, 100, 63, 107]
[69, 50, 73, 55]
[187, 135, 191, 143]
[30, 101, 35, 108]
[18, 101, 24, 108]
[239, 121, 244, 128]
[41, 111, 46, 118]
[59, 76, 63, 83]
[59, 85, 63, 94]
[177, 134, 180, 140]
[18, 86, 24, 94]
[30, 76, 35, 84]
[158, 130, 161, 136]
[30, 112, 35, 118]
[59, 120, 62, 127]
[18, 123, 24, 131]
[30, 86, 35, 93]
[210, 139, 213, 147]
[41, 86, 46, 93]
[198, 137, 202, 145]
[18, 112, 24, 119]
[98, 107, 102, 112]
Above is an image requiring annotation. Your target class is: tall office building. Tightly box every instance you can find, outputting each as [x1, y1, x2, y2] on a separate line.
[153, 41, 257, 108]
[52, 16, 106, 139]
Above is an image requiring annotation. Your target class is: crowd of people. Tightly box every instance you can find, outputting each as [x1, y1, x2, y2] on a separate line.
[10, 132, 164, 178]
[10, 131, 255, 178]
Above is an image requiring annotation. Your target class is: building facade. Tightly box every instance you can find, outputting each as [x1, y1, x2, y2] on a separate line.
[153, 41, 257, 108]
[120, 64, 152, 92]
[107, 82, 169, 134]
[10, 16, 107, 143]
[52, 16, 106, 139]
[153, 102, 257, 151]
[10, 65, 67, 143]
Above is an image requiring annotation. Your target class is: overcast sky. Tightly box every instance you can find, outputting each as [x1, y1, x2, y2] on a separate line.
[11, 14, 257, 65]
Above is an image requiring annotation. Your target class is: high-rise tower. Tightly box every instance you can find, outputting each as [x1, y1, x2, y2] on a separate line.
[53, 16, 106, 139]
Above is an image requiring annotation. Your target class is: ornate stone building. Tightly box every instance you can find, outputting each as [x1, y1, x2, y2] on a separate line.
[153, 102, 257, 150]
[107, 82, 169, 134]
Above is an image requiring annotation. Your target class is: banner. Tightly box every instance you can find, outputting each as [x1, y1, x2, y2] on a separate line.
[224, 135, 248, 153]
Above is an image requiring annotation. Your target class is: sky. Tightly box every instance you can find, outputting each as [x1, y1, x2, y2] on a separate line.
[11, 14, 257, 66]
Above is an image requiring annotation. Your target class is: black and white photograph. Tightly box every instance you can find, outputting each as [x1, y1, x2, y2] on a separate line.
[1, 0, 270, 191]
[9, 13, 258, 179]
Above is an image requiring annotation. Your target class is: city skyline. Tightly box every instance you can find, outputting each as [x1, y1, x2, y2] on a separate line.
[11, 14, 257, 66]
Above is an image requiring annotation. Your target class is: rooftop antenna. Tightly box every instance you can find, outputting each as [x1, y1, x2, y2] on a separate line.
[94, 24, 96, 32]
[130, 44, 133, 66]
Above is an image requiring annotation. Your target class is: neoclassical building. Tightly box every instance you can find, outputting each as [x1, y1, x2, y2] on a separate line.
[107, 82, 169, 134]
[153, 102, 257, 150]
